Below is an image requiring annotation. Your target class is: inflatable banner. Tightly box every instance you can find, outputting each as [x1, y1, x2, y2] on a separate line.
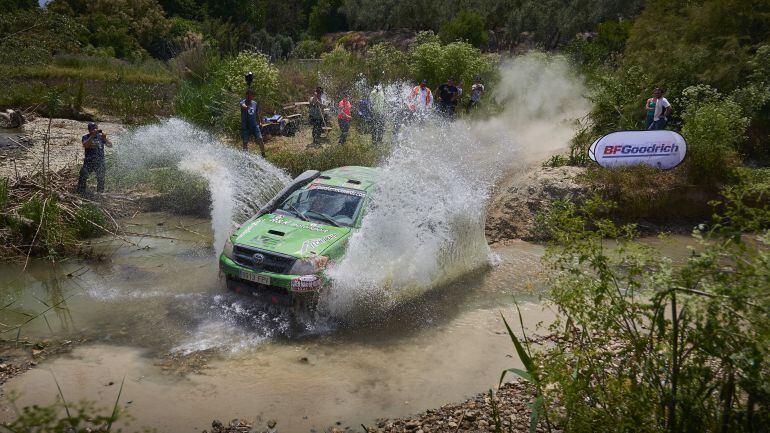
[589, 130, 687, 170]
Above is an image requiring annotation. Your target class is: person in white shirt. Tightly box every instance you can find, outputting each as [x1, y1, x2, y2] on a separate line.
[648, 87, 673, 130]
[467, 76, 485, 112]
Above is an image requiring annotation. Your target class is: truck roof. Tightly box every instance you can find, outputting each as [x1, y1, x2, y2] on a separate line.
[312, 166, 379, 192]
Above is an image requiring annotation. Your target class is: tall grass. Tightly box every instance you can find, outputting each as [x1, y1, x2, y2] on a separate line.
[268, 139, 388, 177]
[0, 55, 174, 84]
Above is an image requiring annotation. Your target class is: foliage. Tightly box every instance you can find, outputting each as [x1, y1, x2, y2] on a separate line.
[506, 0, 643, 50]
[564, 20, 632, 67]
[292, 40, 326, 59]
[217, 51, 280, 107]
[0, 8, 83, 65]
[680, 85, 749, 185]
[49, 0, 173, 60]
[408, 40, 496, 89]
[268, 139, 386, 177]
[308, 0, 348, 38]
[439, 11, 488, 48]
[363, 43, 408, 84]
[318, 47, 364, 99]
[525, 190, 770, 432]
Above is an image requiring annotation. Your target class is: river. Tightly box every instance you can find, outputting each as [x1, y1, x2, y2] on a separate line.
[0, 212, 560, 432]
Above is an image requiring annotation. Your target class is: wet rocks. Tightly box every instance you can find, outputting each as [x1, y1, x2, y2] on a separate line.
[0, 109, 25, 129]
[487, 166, 589, 243]
[205, 418, 252, 433]
[370, 381, 537, 433]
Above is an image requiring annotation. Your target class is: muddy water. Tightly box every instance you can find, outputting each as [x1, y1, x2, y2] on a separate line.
[0, 212, 558, 432]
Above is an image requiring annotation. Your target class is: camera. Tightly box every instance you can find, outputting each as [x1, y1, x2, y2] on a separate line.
[98, 129, 103, 134]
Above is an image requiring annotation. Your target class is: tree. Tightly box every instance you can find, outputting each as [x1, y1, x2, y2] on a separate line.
[308, 0, 347, 38]
[439, 11, 488, 48]
[0, 0, 38, 10]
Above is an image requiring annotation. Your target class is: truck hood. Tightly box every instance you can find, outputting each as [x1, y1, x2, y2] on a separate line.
[233, 213, 350, 258]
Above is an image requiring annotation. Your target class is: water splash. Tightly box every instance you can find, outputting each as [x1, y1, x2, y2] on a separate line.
[113, 118, 290, 253]
[323, 53, 587, 315]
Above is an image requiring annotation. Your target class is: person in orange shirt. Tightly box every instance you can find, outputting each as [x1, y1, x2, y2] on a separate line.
[408, 79, 433, 114]
[337, 94, 353, 145]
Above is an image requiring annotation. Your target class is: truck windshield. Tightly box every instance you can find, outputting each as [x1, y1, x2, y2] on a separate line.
[275, 185, 365, 228]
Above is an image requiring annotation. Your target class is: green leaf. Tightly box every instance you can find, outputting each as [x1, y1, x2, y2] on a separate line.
[529, 395, 544, 433]
[500, 367, 533, 385]
[501, 313, 537, 380]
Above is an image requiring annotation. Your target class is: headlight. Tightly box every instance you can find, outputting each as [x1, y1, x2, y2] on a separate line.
[222, 238, 234, 259]
[289, 254, 328, 275]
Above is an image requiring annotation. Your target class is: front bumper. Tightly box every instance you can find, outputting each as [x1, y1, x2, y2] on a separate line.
[219, 255, 321, 306]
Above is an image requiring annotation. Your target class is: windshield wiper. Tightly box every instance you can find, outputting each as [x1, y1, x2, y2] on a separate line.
[287, 204, 310, 222]
[305, 210, 341, 227]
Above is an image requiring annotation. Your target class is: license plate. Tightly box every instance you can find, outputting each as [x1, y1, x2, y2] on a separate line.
[239, 271, 270, 285]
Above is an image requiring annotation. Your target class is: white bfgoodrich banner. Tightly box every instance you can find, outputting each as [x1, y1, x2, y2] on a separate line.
[589, 130, 687, 170]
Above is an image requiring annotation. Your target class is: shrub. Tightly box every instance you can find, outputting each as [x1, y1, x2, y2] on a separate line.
[680, 85, 749, 185]
[439, 11, 489, 48]
[216, 51, 280, 109]
[73, 204, 106, 238]
[364, 43, 409, 84]
[408, 40, 496, 89]
[292, 39, 326, 59]
[318, 47, 365, 99]
[525, 187, 770, 432]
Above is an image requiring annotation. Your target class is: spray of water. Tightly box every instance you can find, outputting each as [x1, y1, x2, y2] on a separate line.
[323, 53, 588, 315]
[113, 118, 290, 253]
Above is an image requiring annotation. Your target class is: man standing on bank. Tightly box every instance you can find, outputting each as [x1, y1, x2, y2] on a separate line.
[77, 122, 112, 195]
[240, 89, 266, 157]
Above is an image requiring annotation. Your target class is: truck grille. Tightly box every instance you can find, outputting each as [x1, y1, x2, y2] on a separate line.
[232, 244, 296, 274]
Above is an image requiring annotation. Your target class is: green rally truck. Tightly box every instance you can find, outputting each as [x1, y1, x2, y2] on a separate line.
[219, 166, 378, 308]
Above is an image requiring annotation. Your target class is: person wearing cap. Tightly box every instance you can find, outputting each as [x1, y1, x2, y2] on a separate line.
[467, 76, 485, 112]
[77, 122, 112, 194]
[437, 78, 459, 118]
[408, 80, 433, 114]
[240, 89, 265, 157]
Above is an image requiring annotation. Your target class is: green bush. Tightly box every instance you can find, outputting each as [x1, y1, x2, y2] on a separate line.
[291, 40, 326, 59]
[73, 204, 106, 238]
[439, 11, 488, 48]
[364, 43, 409, 84]
[216, 51, 280, 109]
[408, 40, 496, 89]
[526, 187, 770, 432]
[318, 47, 364, 98]
[680, 85, 749, 185]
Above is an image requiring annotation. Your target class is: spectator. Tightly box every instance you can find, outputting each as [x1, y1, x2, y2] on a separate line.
[370, 84, 386, 145]
[644, 91, 657, 129]
[77, 122, 112, 194]
[467, 76, 485, 112]
[408, 79, 433, 115]
[240, 89, 265, 157]
[648, 87, 672, 130]
[337, 94, 352, 145]
[308, 87, 326, 148]
[437, 78, 459, 117]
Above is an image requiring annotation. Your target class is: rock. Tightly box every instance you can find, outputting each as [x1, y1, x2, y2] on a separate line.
[447, 422, 457, 428]
[212, 420, 223, 430]
[0, 109, 25, 129]
[267, 419, 276, 428]
[0, 363, 8, 372]
[486, 165, 588, 242]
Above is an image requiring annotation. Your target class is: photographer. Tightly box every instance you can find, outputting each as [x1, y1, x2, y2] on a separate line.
[77, 122, 112, 194]
[240, 89, 266, 157]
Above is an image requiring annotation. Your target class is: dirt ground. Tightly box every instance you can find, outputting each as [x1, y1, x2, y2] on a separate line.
[0, 117, 125, 181]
